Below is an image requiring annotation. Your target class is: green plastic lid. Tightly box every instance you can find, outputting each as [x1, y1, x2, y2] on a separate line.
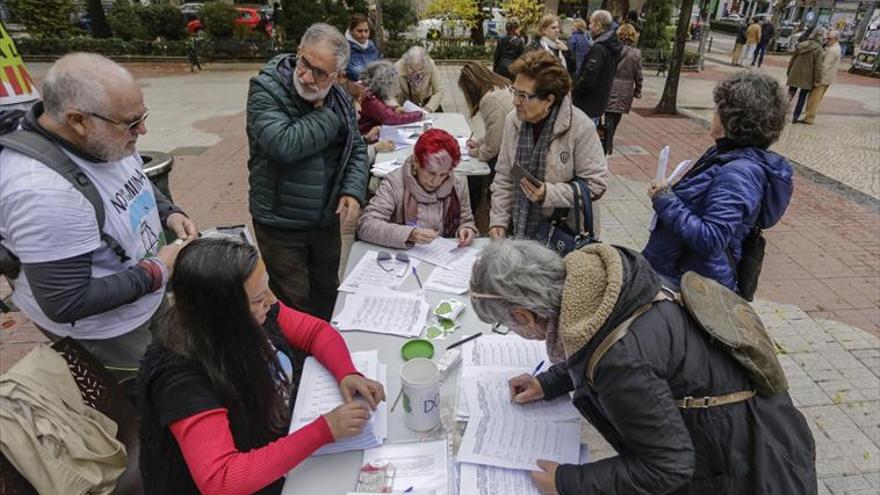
[401, 339, 435, 361]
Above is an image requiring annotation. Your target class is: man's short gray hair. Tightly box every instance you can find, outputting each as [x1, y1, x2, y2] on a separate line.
[591, 10, 613, 31]
[41, 52, 133, 122]
[300, 22, 350, 72]
[713, 71, 787, 149]
[360, 61, 400, 100]
[402, 46, 429, 69]
[826, 30, 840, 40]
[809, 26, 827, 41]
[470, 240, 566, 327]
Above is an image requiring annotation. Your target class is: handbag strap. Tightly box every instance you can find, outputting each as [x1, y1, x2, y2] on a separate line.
[574, 179, 594, 237]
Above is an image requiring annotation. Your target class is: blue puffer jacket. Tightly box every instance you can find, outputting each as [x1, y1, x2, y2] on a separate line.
[345, 38, 382, 81]
[642, 141, 793, 292]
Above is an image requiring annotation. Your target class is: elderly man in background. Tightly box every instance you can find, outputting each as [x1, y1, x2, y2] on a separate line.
[742, 18, 762, 66]
[246, 23, 369, 321]
[787, 26, 826, 124]
[802, 30, 842, 125]
[572, 10, 622, 126]
[0, 53, 195, 386]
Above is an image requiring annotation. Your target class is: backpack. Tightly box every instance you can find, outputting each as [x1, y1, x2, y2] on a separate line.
[0, 110, 129, 283]
[728, 226, 765, 302]
[587, 271, 788, 400]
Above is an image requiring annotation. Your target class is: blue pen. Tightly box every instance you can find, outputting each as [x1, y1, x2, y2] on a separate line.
[530, 360, 545, 376]
[411, 266, 423, 289]
[403, 487, 414, 494]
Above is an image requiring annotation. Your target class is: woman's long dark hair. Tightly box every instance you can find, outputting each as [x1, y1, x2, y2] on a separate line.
[159, 238, 288, 443]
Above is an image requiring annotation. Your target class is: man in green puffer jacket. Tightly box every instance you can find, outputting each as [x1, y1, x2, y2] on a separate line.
[246, 23, 369, 320]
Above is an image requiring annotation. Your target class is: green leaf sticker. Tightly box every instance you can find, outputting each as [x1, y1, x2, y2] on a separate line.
[436, 302, 452, 314]
[426, 326, 442, 339]
[439, 318, 456, 330]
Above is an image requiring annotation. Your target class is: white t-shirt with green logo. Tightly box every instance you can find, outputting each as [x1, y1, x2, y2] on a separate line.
[0, 148, 165, 339]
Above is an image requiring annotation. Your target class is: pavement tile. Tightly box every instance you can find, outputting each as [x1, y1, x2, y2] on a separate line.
[823, 474, 873, 494]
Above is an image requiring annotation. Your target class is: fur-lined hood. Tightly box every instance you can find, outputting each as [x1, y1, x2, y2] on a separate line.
[558, 244, 662, 359]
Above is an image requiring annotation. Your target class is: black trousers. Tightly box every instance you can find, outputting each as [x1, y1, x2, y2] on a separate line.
[603, 112, 623, 155]
[254, 221, 341, 321]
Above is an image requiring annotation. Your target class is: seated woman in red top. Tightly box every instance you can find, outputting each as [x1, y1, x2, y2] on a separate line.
[357, 60, 424, 136]
[138, 238, 385, 495]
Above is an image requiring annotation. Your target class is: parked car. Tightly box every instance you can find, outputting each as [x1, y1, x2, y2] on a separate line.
[722, 13, 743, 22]
[775, 22, 797, 51]
[185, 6, 264, 35]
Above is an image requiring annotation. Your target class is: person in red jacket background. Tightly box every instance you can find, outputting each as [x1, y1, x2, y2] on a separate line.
[357, 60, 423, 136]
[138, 238, 385, 495]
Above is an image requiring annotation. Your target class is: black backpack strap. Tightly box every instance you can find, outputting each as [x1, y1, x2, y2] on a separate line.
[0, 130, 131, 264]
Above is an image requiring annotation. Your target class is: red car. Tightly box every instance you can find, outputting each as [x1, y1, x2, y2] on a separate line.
[186, 6, 269, 35]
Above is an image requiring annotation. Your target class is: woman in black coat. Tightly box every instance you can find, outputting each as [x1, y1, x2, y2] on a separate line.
[493, 20, 525, 80]
[469, 240, 817, 495]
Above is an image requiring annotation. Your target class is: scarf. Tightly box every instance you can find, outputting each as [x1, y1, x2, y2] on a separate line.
[512, 104, 560, 239]
[541, 36, 567, 67]
[345, 30, 371, 51]
[400, 159, 461, 237]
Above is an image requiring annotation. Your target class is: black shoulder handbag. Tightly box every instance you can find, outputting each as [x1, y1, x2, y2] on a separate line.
[534, 180, 597, 256]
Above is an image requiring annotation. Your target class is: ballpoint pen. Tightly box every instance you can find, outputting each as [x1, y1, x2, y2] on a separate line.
[446, 332, 481, 350]
[530, 360, 545, 376]
[411, 265, 423, 289]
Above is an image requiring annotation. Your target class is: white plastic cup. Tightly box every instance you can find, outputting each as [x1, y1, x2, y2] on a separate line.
[400, 358, 441, 432]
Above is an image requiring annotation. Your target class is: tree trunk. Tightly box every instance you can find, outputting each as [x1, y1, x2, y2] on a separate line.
[654, 0, 696, 114]
[87, 0, 112, 39]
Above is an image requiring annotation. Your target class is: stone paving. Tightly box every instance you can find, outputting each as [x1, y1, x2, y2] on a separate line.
[1, 60, 878, 493]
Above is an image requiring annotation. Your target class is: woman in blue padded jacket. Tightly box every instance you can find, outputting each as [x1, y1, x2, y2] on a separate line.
[643, 71, 793, 296]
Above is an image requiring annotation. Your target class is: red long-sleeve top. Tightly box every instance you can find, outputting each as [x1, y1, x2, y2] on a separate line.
[168, 304, 357, 495]
[358, 91, 423, 136]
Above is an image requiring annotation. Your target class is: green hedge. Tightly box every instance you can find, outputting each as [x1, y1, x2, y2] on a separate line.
[16, 37, 297, 60]
[642, 48, 700, 67]
[383, 39, 490, 61]
[710, 21, 741, 34]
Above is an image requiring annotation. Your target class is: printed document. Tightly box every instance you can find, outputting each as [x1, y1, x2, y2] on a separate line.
[457, 415, 580, 470]
[333, 289, 429, 338]
[407, 237, 475, 268]
[290, 350, 387, 455]
[458, 444, 592, 495]
[362, 440, 449, 495]
[464, 371, 579, 422]
[423, 250, 478, 294]
[461, 334, 547, 368]
[339, 250, 418, 292]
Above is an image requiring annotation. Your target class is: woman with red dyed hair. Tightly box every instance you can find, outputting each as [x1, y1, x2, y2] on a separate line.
[357, 129, 477, 248]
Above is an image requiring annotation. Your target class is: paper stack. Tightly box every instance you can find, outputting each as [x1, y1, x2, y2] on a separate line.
[289, 350, 387, 455]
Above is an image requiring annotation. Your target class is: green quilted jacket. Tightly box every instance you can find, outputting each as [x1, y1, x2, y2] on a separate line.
[246, 54, 369, 230]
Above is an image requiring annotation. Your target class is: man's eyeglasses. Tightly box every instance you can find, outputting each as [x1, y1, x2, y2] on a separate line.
[297, 55, 336, 84]
[87, 106, 150, 132]
[470, 291, 510, 334]
[491, 322, 510, 335]
[508, 86, 543, 102]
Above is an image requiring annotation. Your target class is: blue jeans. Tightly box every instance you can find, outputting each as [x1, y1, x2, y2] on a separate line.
[751, 43, 767, 67]
[789, 87, 810, 121]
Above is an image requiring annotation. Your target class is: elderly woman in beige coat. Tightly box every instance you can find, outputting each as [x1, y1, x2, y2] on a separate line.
[395, 46, 445, 112]
[357, 129, 477, 249]
[489, 50, 608, 241]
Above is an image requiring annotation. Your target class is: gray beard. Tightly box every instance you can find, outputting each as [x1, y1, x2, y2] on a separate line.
[293, 75, 332, 103]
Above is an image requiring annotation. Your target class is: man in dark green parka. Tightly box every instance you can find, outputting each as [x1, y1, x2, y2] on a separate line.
[246, 23, 369, 320]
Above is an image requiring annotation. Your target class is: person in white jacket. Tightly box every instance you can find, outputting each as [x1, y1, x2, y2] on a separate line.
[802, 30, 842, 125]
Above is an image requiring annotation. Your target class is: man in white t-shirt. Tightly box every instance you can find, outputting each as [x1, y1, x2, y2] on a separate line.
[0, 53, 197, 386]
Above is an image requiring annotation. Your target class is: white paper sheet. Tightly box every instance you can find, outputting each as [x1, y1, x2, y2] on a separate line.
[461, 334, 548, 368]
[457, 415, 581, 470]
[339, 250, 419, 292]
[655, 145, 670, 181]
[423, 250, 477, 294]
[290, 351, 387, 455]
[458, 443, 592, 495]
[333, 289, 429, 338]
[667, 159, 695, 185]
[407, 237, 475, 268]
[459, 464, 540, 495]
[464, 371, 579, 422]
[362, 440, 448, 495]
[455, 366, 525, 420]
[402, 100, 429, 114]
